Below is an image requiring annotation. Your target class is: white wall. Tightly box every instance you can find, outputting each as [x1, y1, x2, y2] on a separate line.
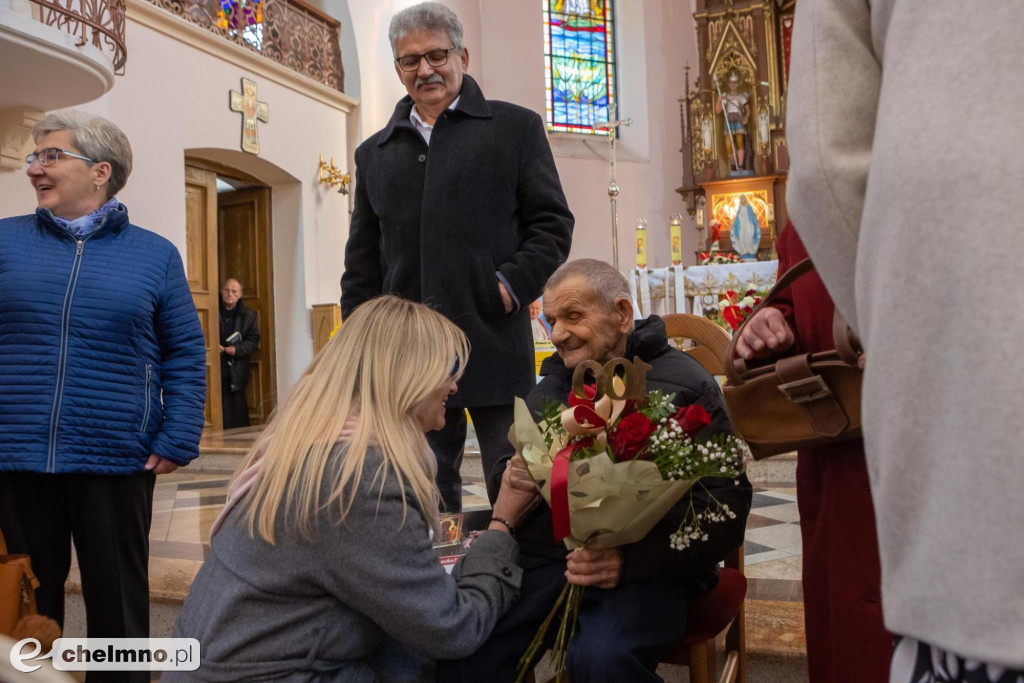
[0, 15, 354, 390]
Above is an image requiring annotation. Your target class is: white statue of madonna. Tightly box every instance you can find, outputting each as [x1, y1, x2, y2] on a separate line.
[730, 194, 761, 260]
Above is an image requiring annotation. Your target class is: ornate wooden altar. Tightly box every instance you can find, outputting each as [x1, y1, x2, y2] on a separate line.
[676, 0, 795, 261]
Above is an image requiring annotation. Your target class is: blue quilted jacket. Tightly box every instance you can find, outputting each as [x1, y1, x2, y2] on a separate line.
[0, 207, 207, 474]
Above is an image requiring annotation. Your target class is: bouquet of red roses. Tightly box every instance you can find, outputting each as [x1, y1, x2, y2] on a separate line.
[508, 357, 747, 681]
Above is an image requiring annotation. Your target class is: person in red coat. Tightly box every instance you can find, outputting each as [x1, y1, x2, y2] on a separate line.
[736, 221, 890, 681]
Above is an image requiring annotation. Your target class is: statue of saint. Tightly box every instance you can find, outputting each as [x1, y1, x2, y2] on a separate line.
[716, 73, 750, 172]
[730, 194, 761, 259]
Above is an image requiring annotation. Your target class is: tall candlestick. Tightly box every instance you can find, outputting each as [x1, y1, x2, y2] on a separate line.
[635, 217, 648, 269]
[669, 214, 683, 266]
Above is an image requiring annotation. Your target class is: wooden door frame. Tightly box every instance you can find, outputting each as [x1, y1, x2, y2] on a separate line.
[217, 187, 277, 425]
[184, 164, 223, 429]
[185, 158, 278, 431]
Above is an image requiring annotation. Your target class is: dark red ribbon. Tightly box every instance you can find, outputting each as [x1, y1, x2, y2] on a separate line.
[550, 444, 573, 541]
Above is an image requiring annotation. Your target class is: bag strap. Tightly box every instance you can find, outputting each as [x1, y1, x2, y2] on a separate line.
[775, 355, 850, 437]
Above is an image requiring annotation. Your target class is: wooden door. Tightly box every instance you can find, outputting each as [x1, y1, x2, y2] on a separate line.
[184, 166, 223, 429]
[218, 188, 276, 425]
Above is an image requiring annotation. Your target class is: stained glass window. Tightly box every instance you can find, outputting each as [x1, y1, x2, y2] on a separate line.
[217, 0, 263, 50]
[543, 0, 616, 135]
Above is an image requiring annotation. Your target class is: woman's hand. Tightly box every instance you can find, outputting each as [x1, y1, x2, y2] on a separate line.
[735, 307, 795, 360]
[490, 456, 540, 531]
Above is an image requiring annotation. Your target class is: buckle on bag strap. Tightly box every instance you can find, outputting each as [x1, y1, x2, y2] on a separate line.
[775, 355, 849, 438]
[777, 375, 832, 404]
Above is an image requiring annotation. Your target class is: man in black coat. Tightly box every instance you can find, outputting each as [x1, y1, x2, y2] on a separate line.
[438, 260, 752, 682]
[340, 2, 574, 511]
[219, 278, 260, 429]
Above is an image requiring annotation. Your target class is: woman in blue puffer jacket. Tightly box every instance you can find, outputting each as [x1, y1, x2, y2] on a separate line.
[0, 111, 206, 676]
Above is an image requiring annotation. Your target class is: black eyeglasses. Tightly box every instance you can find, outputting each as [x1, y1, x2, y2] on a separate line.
[26, 147, 96, 167]
[395, 47, 458, 72]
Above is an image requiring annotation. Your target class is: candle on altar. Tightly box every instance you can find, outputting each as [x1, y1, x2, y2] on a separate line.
[767, 203, 775, 222]
[669, 214, 682, 266]
[635, 217, 647, 269]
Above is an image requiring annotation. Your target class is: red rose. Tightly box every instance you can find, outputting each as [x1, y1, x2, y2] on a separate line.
[568, 383, 598, 408]
[673, 404, 711, 437]
[608, 412, 656, 461]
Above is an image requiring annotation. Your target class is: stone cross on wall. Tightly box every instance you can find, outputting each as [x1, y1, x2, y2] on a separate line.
[229, 78, 270, 155]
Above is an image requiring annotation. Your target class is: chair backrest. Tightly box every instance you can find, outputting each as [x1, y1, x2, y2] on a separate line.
[661, 314, 732, 376]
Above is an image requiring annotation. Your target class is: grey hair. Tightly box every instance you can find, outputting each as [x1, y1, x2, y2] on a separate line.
[546, 259, 632, 311]
[33, 111, 133, 198]
[389, 2, 464, 55]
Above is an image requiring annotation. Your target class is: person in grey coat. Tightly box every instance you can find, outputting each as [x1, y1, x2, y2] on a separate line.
[787, 0, 1024, 677]
[170, 296, 539, 682]
[340, 2, 574, 512]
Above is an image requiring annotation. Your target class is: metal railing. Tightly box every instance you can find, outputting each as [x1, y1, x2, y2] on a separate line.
[144, 0, 344, 92]
[29, 0, 128, 74]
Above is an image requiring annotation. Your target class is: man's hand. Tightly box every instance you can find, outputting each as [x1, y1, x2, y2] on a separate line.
[498, 281, 514, 314]
[507, 454, 539, 494]
[224, 345, 236, 356]
[735, 307, 795, 360]
[565, 547, 623, 589]
[145, 455, 178, 475]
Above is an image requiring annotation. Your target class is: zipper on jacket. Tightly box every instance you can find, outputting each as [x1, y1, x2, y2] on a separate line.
[46, 238, 86, 473]
[140, 364, 152, 431]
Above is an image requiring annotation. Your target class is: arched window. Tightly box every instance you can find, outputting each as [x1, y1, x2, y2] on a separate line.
[543, 0, 616, 135]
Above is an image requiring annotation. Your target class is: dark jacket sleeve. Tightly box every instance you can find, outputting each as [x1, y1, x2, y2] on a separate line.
[151, 247, 207, 465]
[340, 144, 384, 318]
[233, 308, 260, 358]
[495, 113, 574, 306]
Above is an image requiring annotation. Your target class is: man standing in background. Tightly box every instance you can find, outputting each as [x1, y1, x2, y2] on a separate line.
[220, 278, 260, 429]
[341, 2, 573, 510]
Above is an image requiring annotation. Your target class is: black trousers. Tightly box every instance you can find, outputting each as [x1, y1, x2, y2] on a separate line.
[0, 470, 155, 683]
[437, 556, 692, 683]
[221, 385, 250, 429]
[426, 404, 515, 512]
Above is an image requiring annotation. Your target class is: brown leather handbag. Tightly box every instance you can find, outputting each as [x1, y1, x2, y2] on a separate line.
[722, 259, 864, 460]
[1, 534, 40, 636]
[1, 529, 60, 647]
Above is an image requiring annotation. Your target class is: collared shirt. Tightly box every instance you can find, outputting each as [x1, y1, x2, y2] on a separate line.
[409, 95, 461, 145]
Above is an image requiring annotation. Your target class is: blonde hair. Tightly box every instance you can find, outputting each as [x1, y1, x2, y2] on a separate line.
[237, 295, 469, 544]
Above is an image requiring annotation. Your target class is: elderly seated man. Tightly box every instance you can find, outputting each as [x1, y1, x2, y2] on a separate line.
[438, 259, 752, 683]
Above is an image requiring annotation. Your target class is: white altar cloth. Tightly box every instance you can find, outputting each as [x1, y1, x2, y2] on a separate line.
[629, 260, 778, 318]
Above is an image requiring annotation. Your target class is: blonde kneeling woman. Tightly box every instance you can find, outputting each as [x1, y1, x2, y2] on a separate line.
[169, 296, 538, 682]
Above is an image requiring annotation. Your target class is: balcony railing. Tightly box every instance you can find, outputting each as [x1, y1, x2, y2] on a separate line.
[145, 0, 344, 92]
[28, 0, 128, 74]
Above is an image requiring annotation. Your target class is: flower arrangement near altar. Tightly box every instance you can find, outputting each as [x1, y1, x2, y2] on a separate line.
[699, 250, 744, 266]
[713, 288, 767, 330]
[508, 358, 747, 682]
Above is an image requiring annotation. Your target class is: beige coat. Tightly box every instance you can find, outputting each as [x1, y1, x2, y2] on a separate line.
[787, 0, 1024, 666]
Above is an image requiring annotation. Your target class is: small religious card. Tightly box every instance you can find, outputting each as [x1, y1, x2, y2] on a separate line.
[435, 513, 463, 547]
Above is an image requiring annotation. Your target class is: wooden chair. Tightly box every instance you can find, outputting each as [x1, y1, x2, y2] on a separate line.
[661, 313, 747, 683]
[661, 313, 732, 377]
